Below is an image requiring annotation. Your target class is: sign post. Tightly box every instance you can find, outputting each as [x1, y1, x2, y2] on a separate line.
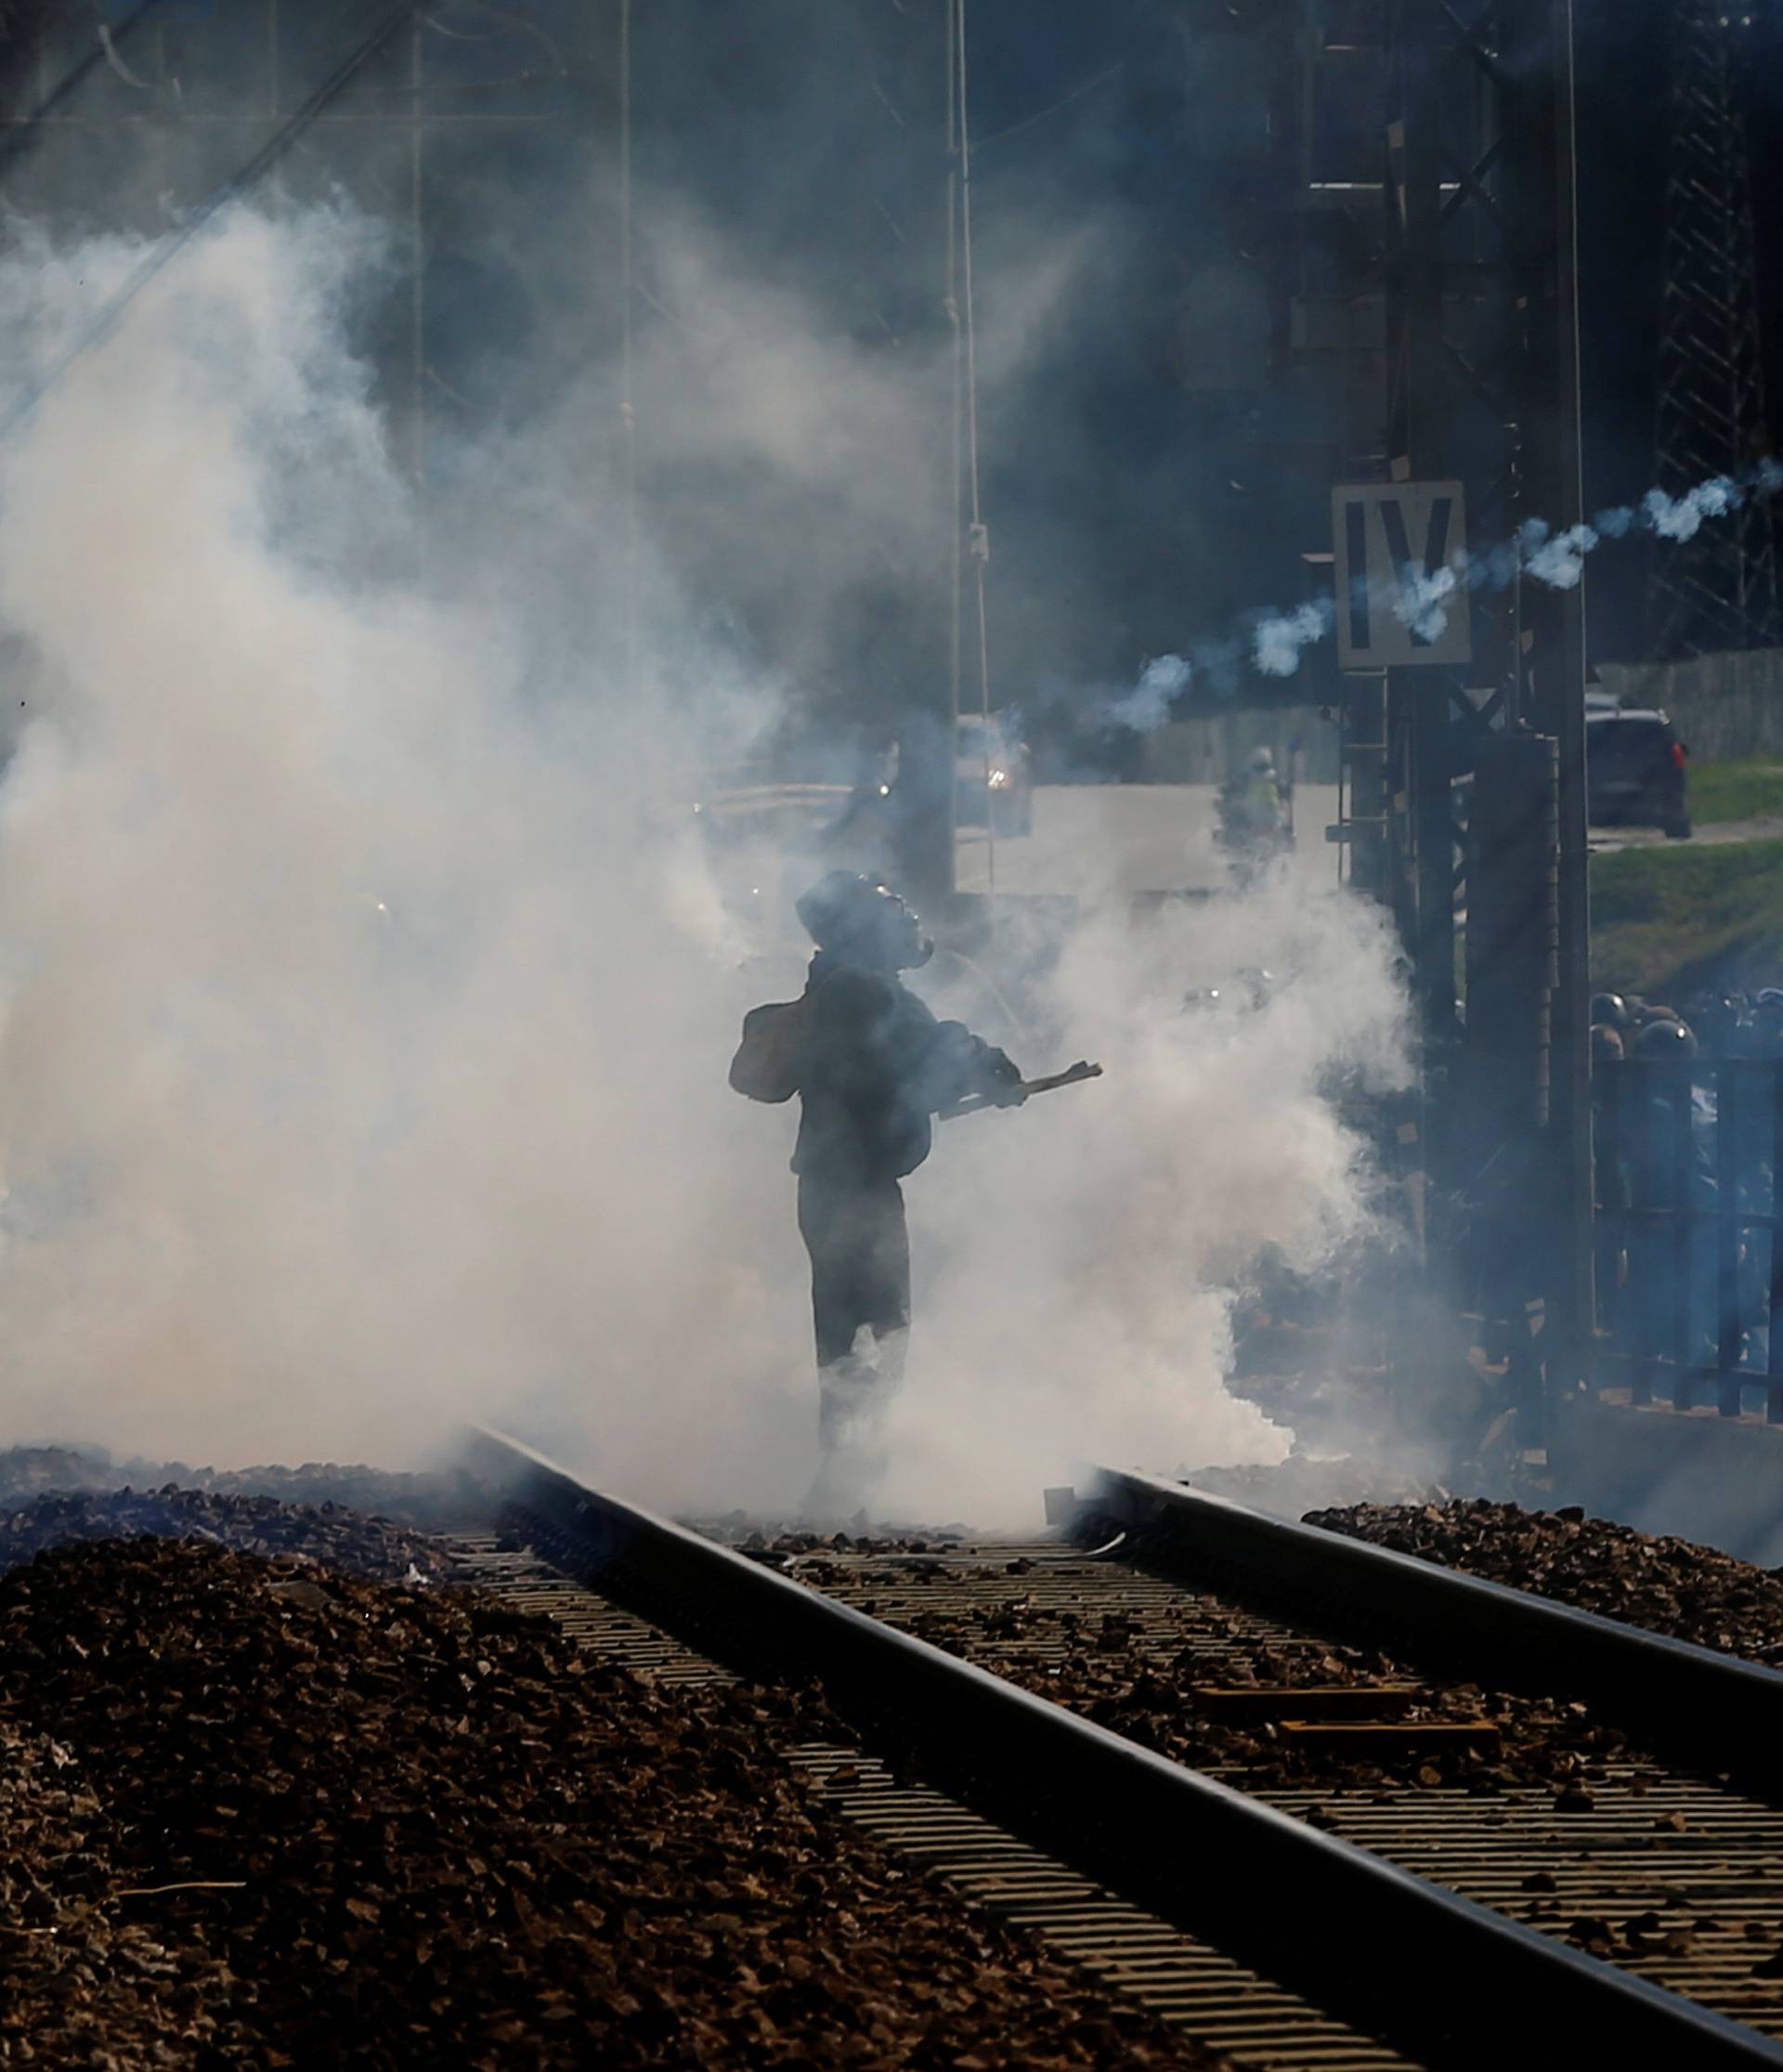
[1332, 482, 1472, 671]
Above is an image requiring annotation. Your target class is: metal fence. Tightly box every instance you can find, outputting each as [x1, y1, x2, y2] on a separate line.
[1594, 1058, 1783, 1420]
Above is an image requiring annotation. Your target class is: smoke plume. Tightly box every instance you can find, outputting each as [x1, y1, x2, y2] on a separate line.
[1102, 653, 1191, 732]
[1094, 456, 1783, 722]
[882, 875, 1410, 1522]
[1254, 599, 1334, 680]
[0, 190, 1412, 1526]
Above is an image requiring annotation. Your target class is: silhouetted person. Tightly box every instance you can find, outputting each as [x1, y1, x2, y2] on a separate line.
[786, 870, 1022, 1508]
[1217, 747, 1291, 883]
[1623, 1017, 1721, 1378]
[1752, 989, 1783, 1060]
[1684, 993, 1743, 1059]
[1591, 1022, 1630, 1341]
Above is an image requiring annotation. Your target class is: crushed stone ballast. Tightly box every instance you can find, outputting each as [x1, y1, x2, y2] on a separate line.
[468, 1427, 1781, 2072]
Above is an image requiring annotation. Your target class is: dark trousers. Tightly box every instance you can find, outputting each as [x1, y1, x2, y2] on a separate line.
[797, 1174, 911, 1370]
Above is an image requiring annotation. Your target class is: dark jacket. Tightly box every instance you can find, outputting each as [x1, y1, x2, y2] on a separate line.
[791, 952, 1010, 1186]
[1622, 1078, 1717, 1213]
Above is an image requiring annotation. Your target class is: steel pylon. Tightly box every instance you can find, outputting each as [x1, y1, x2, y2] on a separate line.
[1651, 0, 1780, 657]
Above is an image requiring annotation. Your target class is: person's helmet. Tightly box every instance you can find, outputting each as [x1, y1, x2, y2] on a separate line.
[1247, 746, 1275, 774]
[1756, 987, 1783, 1016]
[1633, 1016, 1698, 1061]
[1685, 994, 1740, 1050]
[796, 870, 932, 971]
[1589, 992, 1629, 1030]
[1591, 1023, 1625, 1063]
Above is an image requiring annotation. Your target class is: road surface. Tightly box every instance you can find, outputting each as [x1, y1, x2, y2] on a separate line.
[953, 784, 1344, 899]
[1589, 816, 1783, 854]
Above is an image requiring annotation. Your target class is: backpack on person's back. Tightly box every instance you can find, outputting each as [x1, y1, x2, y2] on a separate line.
[728, 997, 807, 1104]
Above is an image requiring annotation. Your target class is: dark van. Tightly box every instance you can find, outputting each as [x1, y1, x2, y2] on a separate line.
[1586, 708, 1690, 840]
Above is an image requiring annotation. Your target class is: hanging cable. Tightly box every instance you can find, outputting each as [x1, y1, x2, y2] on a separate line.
[618, 0, 638, 703]
[973, 61, 1120, 153]
[952, 0, 996, 902]
[944, 0, 963, 891]
[96, 27, 159, 96]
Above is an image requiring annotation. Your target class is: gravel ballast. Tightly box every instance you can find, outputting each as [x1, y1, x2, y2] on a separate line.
[0, 1486, 460, 1585]
[1304, 1498, 1783, 1662]
[0, 1448, 477, 1531]
[770, 1541, 1655, 1807]
[0, 1531, 1214, 2071]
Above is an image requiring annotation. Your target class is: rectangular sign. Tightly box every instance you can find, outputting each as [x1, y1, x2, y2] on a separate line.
[1332, 481, 1472, 669]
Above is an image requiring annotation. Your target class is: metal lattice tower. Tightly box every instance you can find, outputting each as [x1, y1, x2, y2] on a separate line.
[1651, 0, 1780, 657]
[1312, 0, 1592, 1407]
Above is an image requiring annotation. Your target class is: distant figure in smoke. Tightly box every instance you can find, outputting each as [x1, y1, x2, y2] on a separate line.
[747, 870, 1024, 1510]
[1619, 1016, 1724, 1372]
[1217, 746, 1293, 882]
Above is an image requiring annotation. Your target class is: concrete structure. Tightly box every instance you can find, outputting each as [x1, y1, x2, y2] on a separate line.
[1597, 645, 1783, 761]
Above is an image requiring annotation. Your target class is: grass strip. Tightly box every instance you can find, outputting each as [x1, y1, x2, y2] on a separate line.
[1683, 761, 1783, 827]
[1590, 836, 1783, 997]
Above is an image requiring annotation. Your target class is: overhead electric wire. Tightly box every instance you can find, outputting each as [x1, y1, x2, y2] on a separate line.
[952, 0, 997, 901]
[971, 61, 1121, 152]
[945, 1, 963, 881]
[0, 0, 431, 445]
[618, 0, 637, 700]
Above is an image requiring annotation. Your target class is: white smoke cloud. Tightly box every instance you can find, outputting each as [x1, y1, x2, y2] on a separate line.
[886, 873, 1411, 1522]
[1092, 461, 1783, 706]
[1518, 519, 1597, 591]
[1391, 561, 1459, 645]
[0, 199, 1416, 1531]
[1644, 476, 1742, 542]
[1103, 652, 1191, 733]
[1254, 597, 1334, 678]
[0, 205, 813, 1495]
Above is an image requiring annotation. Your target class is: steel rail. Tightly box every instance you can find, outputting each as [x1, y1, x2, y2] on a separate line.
[462, 1427, 1783, 2071]
[1091, 1467, 1783, 1787]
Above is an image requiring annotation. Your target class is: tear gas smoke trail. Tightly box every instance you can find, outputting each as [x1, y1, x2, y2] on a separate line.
[1253, 598, 1333, 680]
[1391, 566, 1459, 645]
[1109, 456, 1783, 723]
[1103, 653, 1191, 731]
[0, 204, 1412, 1527]
[1517, 521, 1596, 592]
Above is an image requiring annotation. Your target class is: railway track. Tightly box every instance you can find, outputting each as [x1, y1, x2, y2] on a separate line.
[447, 1527, 1420, 2071]
[459, 1428, 1783, 2071]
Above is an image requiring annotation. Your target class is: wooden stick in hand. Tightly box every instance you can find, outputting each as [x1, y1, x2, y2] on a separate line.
[939, 1060, 1102, 1122]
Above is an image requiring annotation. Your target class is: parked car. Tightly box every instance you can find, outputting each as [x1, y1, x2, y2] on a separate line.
[1586, 707, 1690, 840]
[956, 711, 1033, 836]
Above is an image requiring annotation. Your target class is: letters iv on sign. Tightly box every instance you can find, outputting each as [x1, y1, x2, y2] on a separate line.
[1331, 483, 1472, 670]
